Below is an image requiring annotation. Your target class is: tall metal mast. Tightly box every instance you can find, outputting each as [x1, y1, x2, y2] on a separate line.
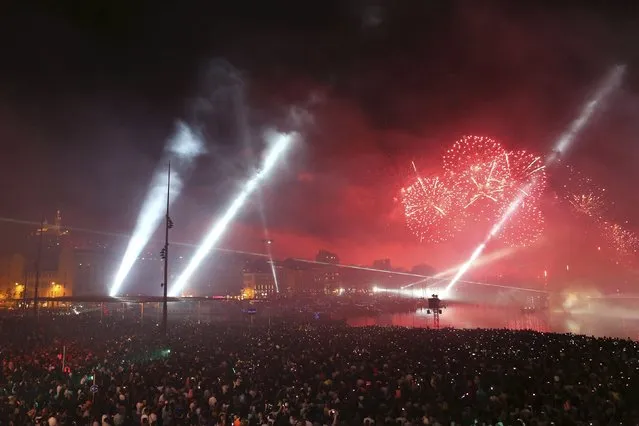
[33, 216, 44, 319]
[161, 163, 173, 336]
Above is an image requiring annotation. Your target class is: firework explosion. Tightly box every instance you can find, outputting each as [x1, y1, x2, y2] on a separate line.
[445, 136, 546, 245]
[402, 135, 546, 246]
[559, 165, 608, 220]
[497, 201, 545, 247]
[400, 137, 639, 266]
[503, 150, 546, 201]
[443, 136, 510, 219]
[570, 194, 605, 218]
[602, 222, 639, 258]
[553, 165, 637, 264]
[400, 176, 458, 243]
[442, 135, 506, 174]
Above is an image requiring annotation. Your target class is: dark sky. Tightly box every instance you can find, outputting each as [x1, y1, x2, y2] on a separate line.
[1, 0, 639, 275]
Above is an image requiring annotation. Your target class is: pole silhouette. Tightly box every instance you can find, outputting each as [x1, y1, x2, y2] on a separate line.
[161, 163, 172, 335]
[33, 216, 44, 319]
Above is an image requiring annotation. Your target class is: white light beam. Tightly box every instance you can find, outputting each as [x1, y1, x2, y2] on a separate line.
[446, 65, 625, 293]
[109, 123, 203, 297]
[169, 131, 296, 297]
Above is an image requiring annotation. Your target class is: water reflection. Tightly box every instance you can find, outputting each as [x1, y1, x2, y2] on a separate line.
[348, 306, 639, 340]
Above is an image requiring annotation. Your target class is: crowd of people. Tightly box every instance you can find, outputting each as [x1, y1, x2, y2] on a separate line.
[0, 310, 638, 425]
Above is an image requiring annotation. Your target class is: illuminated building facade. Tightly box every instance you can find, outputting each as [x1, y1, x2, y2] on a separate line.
[313, 250, 341, 293]
[313, 267, 341, 293]
[25, 244, 75, 297]
[242, 272, 278, 299]
[20, 211, 74, 297]
[240, 258, 281, 299]
[12, 211, 114, 298]
[0, 254, 26, 299]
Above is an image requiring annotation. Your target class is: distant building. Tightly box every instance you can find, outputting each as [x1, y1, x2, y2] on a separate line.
[314, 266, 341, 294]
[25, 244, 75, 297]
[0, 254, 26, 299]
[316, 250, 339, 264]
[312, 250, 341, 293]
[16, 212, 119, 297]
[19, 210, 73, 297]
[31, 210, 70, 250]
[240, 258, 282, 299]
[242, 272, 278, 299]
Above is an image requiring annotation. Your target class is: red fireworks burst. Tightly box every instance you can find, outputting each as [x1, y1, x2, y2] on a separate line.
[443, 137, 511, 224]
[601, 222, 639, 258]
[444, 136, 546, 246]
[497, 200, 545, 247]
[401, 135, 547, 247]
[400, 176, 459, 243]
[503, 150, 547, 201]
[559, 165, 607, 220]
[570, 194, 605, 218]
[442, 135, 506, 174]
[553, 165, 636, 264]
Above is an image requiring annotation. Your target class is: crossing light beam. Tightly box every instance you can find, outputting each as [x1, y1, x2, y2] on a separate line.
[169, 131, 296, 297]
[109, 123, 203, 297]
[445, 64, 626, 294]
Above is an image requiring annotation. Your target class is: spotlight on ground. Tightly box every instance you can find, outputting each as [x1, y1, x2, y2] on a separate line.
[109, 123, 203, 297]
[169, 131, 296, 297]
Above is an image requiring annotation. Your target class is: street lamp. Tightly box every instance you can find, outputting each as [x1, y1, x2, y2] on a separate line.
[14, 282, 24, 300]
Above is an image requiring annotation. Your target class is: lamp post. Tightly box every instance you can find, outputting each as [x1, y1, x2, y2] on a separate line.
[160, 163, 174, 336]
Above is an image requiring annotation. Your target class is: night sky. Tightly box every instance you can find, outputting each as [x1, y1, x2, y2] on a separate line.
[1, 1, 639, 279]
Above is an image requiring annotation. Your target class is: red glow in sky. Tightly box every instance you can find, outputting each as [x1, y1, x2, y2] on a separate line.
[160, 92, 639, 292]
